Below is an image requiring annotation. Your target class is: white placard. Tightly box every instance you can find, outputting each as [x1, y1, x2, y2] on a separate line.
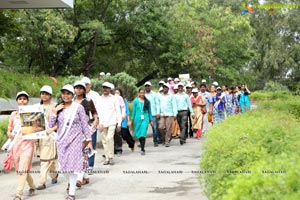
[19, 105, 47, 139]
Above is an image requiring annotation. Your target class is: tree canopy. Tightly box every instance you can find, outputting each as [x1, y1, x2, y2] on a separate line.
[0, 0, 299, 90]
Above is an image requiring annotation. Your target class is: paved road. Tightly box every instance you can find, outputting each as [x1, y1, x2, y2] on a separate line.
[0, 137, 208, 200]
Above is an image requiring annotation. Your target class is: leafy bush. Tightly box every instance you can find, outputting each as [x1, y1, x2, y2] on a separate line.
[263, 81, 289, 92]
[0, 69, 64, 98]
[200, 95, 300, 199]
[0, 119, 8, 148]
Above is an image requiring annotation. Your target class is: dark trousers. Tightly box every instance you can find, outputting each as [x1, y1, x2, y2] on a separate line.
[139, 137, 146, 152]
[114, 129, 123, 154]
[88, 130, 97, 167]
[120, 127, 135, 149]
[185, 110, 193, 138]
[177, 110, 188, 142]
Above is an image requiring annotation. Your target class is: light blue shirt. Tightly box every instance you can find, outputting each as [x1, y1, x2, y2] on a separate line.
[158, 93, 177, 117]
[145, 90, 159, 116]
[199, 91, 212, 110]
[174, 92, 194, 114]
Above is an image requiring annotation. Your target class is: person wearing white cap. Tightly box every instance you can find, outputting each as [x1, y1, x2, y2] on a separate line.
[109, 83, 126, 157]
[173, 84, 179, 94]
[81, 77, 101, 170]
[159, 86, 164, 94]
[199, 83, 213, 134]
[36, 85, 59, 191]
[157, 83, 177, 147]
[98, 72, 105, 80]
[97, 82, 122, 165]
[174, 82, 195, 145]
[174, 78, 180, 84]
[201, 79, 207, 84]
[185, 83, 193, 138]
[73, 81, 98, 186]
[190, 88, 206, 139]
[211, 86, 226, 124]
[158, 80, 165, 88]
[212, 81, 219, 87]
[167, 77, 175, 94]
[8, 91, 36, 199]
[48, 84, 92, 200]
[172, 84, 180, 138]
[144, 81, 161, 146]
[106, 72, 111, 76]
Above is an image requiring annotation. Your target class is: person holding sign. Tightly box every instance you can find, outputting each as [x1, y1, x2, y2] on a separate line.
[8, 91, 36, 200]
[48, 85, 92, 200]
[36, 85, 59, 190]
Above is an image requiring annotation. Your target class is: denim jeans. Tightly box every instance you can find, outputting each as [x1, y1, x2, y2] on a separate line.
[88, 129, 97, 168]
[151, 117, 159, 144]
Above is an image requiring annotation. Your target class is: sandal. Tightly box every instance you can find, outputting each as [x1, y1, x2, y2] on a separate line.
[81, 178, 89, 185]
[28, 188, 35, 196]
[13, 196, 21, 200]
[76, 181, 82, 188]
[66, 195, 75, 200]
[66, 183, 70, 194]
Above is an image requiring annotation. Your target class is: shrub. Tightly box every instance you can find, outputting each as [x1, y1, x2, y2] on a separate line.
[0, 69, 64, 98]
[0, 119, 9, 148]
[200, 95, 300, 199]
[263, 80, 289, 92]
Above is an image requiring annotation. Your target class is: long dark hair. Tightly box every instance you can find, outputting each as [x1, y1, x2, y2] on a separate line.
[139, 89, 149, 110]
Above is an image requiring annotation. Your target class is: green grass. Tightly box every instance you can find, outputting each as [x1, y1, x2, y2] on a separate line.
[200, 92, 300, 199]
[0, 68, 64, 98]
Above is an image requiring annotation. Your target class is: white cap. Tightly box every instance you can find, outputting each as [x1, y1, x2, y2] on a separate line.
[186, 84, 192, 88]
[177, 82, 184, 87]
[192, 88, 199, 93]
[159, 87, 163, 92]
[144, 81, 152, 86]
[40, 85, 52, 95]
[213, 81, 219, 86]
[81, 77, 91, 85]
[174, 78, 180, 82]
[174, 84, 178, 90]
[61, 84, 75, 94]
[102, 82, 111, 88]
[16, 91, 29, 100]
[159, 80, 165, 85]
[216, 86, 222, 90]
[163, 83, 170, 88]
[106, 72, 111, 76]
[110, 83, 115, 90]
[99, 72, 105, 76]
[167, 77, 172, 81]
[74, 81, 86, 90]
[201, 79, 207, 83]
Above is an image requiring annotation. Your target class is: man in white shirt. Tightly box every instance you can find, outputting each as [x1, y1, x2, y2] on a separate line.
[81, 77, 101, 170]
[110, 83, 126, 156]
[97, 82, 122, 165]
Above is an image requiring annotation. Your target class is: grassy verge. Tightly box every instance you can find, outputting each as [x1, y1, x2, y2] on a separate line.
[0, 68, 64, 98]
[200, 91, 300, 199]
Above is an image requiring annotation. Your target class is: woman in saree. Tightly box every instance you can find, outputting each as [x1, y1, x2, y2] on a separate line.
[190, 88, 206, 139]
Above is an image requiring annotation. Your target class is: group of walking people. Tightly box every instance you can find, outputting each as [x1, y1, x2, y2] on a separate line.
[4, 75, 251, 200]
